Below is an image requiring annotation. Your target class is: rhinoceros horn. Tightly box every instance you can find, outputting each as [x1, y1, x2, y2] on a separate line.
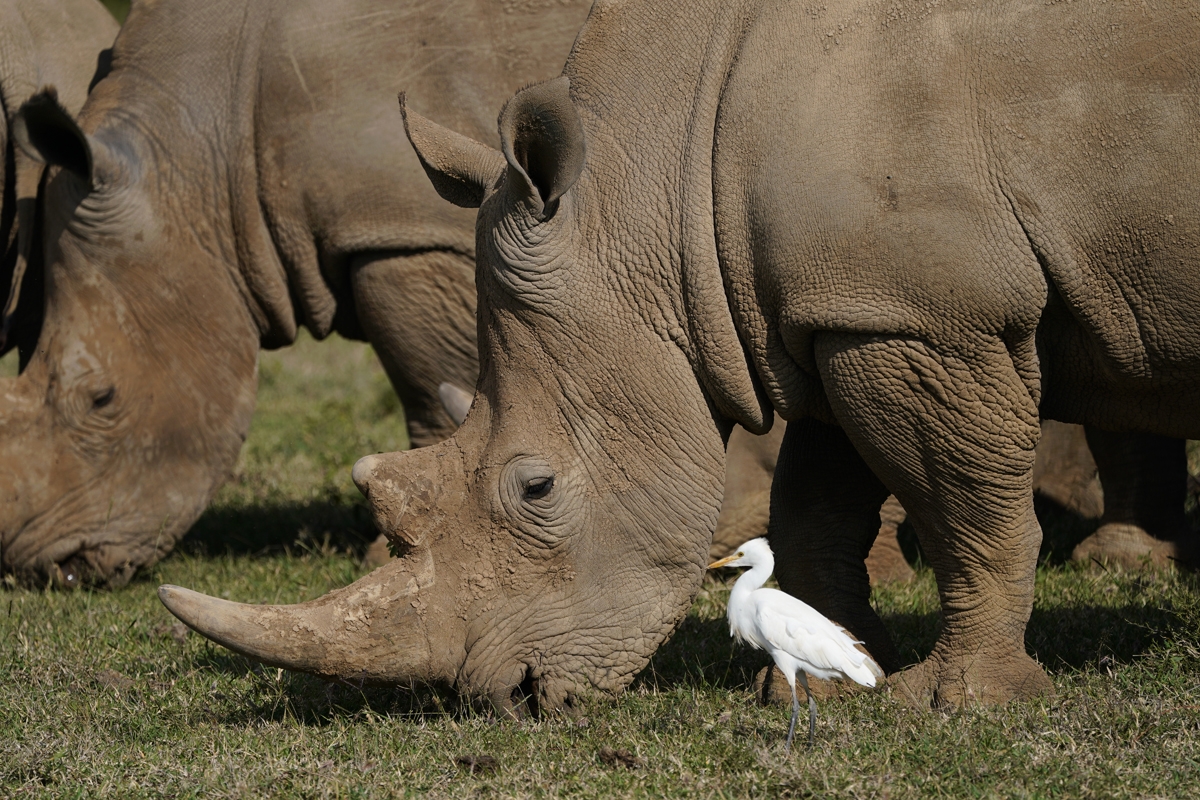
[437, 382, 473, 426]
[158, 545, 454, 684]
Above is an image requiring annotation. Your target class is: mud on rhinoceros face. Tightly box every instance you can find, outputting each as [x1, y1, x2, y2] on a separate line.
[0, 91, 258, 588]
[160, 78, 731, 712]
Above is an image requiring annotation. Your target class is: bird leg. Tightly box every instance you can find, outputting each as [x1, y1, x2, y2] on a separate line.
[798, 671, 818, 748]
[785, 678, 801, 754]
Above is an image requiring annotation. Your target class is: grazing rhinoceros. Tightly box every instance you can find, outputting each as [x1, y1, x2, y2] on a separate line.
[0, 0, 117, 359]
[161, 0, 1200, 710]
[0, 0, 591, 588]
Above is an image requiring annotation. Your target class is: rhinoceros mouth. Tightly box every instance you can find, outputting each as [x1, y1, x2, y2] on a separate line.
[2, 514, 143, 589]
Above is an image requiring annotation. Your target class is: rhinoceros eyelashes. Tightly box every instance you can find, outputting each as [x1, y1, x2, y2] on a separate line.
[524, 476, 554, 501]
[91, 387, 115, 410]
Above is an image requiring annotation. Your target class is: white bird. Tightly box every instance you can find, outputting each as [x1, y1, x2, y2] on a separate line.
[708, 537, 883, 751]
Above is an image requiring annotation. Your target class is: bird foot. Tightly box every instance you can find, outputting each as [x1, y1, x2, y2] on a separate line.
[889, 651, 1053, 710]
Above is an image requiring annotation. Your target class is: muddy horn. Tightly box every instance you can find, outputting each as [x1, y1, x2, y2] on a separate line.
[159, 548, 461, 685]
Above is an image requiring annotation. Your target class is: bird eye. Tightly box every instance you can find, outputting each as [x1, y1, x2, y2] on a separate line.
[524, 477, 554, 500]
[736, 551, 744, 558]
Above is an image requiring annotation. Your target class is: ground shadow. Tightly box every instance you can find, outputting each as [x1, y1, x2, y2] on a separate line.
[192, 647, 463, 727]
[635, 615, 767, 693]
[1027, 598, 1188, 670]
[640, 593, 1186, 697]
[179, 498, 379, 559]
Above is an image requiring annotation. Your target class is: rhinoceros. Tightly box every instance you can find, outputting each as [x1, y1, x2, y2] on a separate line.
[0, 0, 591, 588]
[161, 0, 1200, 710]
[0, 0, 117, 359]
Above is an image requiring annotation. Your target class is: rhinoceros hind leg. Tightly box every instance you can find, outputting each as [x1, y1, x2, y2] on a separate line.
[768, 417, 902, 674]
[1071, 430, 1197, 570]
[818, 333, 1053, 709]
[865, 495, 915, 585]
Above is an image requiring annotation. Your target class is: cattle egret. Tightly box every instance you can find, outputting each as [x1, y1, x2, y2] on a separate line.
[708, 537, 883, 751]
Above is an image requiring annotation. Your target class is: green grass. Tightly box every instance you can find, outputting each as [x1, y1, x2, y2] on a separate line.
[100, 0, 129, 24]
[3, 334, 1200, 797]
[182, 332, 407, 559]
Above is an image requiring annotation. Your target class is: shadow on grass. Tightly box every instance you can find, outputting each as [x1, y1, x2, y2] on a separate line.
[193, 648, 463, 727]
[1028, 595, 1189, 670]
[179, 498, 379, 559]
[635, 616, 766, 693]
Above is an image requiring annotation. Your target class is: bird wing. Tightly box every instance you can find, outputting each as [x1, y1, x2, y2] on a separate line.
[753, 590, 881, 686]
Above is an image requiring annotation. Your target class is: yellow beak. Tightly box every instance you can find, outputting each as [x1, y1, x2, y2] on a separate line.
[707, 554, 740, 569]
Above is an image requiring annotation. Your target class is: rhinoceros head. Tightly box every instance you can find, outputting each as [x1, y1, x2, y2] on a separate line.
[159, 77, 771, 711]
[0, 91, 258, 588]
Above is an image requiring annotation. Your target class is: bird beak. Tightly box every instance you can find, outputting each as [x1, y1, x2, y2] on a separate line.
[707, 554, 740, 569]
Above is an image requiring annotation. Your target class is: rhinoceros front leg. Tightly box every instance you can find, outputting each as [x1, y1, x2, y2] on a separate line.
[351, 249, 479, 449]
[767, 417, 901, 675]
[816, 333, 1052, 708]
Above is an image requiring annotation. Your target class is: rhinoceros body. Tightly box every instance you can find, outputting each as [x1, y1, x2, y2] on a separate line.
[164, 0, 1200, 711]
[0, 0, 116, 358]
[0, 0, 590, 587]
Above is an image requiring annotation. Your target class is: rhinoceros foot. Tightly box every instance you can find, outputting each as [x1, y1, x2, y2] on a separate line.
[889, 650, 1053, 710]
[1071, 523, 1199, 571]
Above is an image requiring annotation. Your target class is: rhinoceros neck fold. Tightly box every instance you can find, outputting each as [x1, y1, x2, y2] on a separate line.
[565, 0, 773, 435]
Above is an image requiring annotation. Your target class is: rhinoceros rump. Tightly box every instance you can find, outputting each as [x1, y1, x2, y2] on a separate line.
[0, 0, 591, 588]
[163, 0, 1200, 710]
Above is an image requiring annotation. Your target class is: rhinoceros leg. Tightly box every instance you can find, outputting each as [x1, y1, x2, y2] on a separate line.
[816, 333, 1052, 708]
[351, 250, 479, 449]
[768, 417, 901, 675]
[709, 424, 783, 560]
[1032, 421, 1104, 518]
[1072, 429, 1197, 569]
[865, 495, 916, 585]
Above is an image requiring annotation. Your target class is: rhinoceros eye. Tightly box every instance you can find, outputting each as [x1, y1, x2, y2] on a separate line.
[92, 387, 115, 410]
[524, 476, 554, 501]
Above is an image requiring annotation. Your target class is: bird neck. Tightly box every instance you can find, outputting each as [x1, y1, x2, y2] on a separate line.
[730, 559, 773, 604]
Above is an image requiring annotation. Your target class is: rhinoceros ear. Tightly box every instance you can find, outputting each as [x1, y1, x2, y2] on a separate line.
[400, 93, 506, 209]
[12, 88, 94, 182]
[498, 76, 584, 216]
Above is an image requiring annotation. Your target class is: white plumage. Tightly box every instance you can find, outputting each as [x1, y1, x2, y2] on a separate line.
[709, 537, 882, 750]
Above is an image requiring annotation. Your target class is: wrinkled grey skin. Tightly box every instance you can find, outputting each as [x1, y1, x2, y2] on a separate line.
[0, 0, 590, 588]
[164, 0, 1200, 711]
[0, 0, 116, 358]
